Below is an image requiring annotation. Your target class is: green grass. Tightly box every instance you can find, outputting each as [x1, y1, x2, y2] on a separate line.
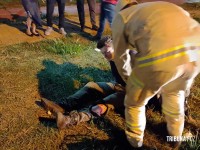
[1, 35, 200, 150]
[1, 5, 200, 147]
[45, 38, 89, 55]
[0, 36, 114, 149]
[0, 2, 199, 149]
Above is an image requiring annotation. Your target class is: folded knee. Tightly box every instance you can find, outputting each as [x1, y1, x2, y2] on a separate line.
[85, 81, 96, 87]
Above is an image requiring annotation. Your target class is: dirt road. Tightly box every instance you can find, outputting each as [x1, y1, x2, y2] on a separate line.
[0, 4, 100, 47]
[0, 3, 200, 47]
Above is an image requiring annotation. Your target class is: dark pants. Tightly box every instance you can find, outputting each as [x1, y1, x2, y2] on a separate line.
[62, 81, 125, 111]
[76, 0, 96, 28]
[59, 81, 160, 125]
[46, 0, 66, 28]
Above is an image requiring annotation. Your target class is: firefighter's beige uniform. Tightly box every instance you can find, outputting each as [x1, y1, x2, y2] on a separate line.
[112, 0, 200, 147]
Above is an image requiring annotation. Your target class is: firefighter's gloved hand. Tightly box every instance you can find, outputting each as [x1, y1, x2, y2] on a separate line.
[91, 104, 107, 116]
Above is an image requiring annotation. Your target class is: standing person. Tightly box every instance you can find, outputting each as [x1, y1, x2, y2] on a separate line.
[76, 0, 98, 32]
[112, 0, 200, 148]
[94, 0, 118, 40]
[45, 0, 67, 36]
[21, 0, 42, 36]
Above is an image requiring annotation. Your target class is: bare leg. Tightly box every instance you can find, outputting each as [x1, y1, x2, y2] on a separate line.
[26, 17, 32, 36]
[32, 23, 39, 36]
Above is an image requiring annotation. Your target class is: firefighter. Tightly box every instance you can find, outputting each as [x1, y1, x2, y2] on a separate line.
[112, 0, 200, 148]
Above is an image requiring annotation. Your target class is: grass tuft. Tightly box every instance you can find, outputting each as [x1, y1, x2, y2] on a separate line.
[45, 39, 83, 55]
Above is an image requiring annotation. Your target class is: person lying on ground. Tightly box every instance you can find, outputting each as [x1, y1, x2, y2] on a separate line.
[41, 35, 165, 130]
[40, 36, 192, 133]
[41, 36, 129, 129]
[41, 36, 161, 129]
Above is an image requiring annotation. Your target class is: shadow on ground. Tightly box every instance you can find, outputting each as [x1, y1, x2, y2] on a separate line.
[37, 59, 113, 103]
[59, 115, 152, 150]
[64, 18, 97, 40]
[37, 59, 177, 150]
[0, 14, 97, 41]
[0, 14, 27, 33]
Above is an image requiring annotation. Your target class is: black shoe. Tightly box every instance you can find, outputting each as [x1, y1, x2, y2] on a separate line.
[93, 34, 101, 41]
[170, 141, 181, 149]
[81, 26, 85, 32]
[92, 25, 98, 31]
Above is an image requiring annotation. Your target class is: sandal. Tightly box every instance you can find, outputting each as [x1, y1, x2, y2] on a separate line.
[32, 31, 40, 36]
[32, 23, 40, 36]
[26, 29, 33, 36]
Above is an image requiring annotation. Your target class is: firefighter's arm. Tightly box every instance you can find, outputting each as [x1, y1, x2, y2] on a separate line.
[112, 15, 132, 82]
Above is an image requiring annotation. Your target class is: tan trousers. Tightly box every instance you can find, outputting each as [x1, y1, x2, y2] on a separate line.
[125, 61, 200, 148]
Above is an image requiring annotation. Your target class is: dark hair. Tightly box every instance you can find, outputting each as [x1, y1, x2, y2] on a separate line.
[97, 36, 112, 49]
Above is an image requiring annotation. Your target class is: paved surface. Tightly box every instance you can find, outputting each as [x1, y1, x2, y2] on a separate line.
[0, 4, 100, 21]
[0, 1, 199, 47]
[0, 4, 101, 47]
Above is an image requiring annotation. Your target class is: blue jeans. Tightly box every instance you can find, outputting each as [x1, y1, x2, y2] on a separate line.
[97, 2, 116, 37]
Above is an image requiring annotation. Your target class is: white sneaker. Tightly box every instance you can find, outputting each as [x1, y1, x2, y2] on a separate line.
[45, 27, 53, 36]
[59, 27, 67, 35]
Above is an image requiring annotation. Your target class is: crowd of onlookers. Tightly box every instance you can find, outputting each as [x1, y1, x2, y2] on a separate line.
[21, 0, 118, 39]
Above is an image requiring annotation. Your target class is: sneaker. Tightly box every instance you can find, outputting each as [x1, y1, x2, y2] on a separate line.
[59, 27, 67, 35]
[56, 112, 71, 130]
[81, 26, 85, 32]
[92, 25, 98, 31]
[45, 27, 53, 36]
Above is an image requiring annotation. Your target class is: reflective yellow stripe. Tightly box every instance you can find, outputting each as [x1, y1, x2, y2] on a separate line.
[138, 50, 192, 67]
[137, 44, 186, 61]
[137, 43, 200, 61]
[130, 73, 144, 88]
[136, 44, 200, 67]
[126, 122, 141, 131]
[162, 106, 183, 118]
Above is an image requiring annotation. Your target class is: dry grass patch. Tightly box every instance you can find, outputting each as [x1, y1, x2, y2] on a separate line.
[1, 4, 200, 149]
